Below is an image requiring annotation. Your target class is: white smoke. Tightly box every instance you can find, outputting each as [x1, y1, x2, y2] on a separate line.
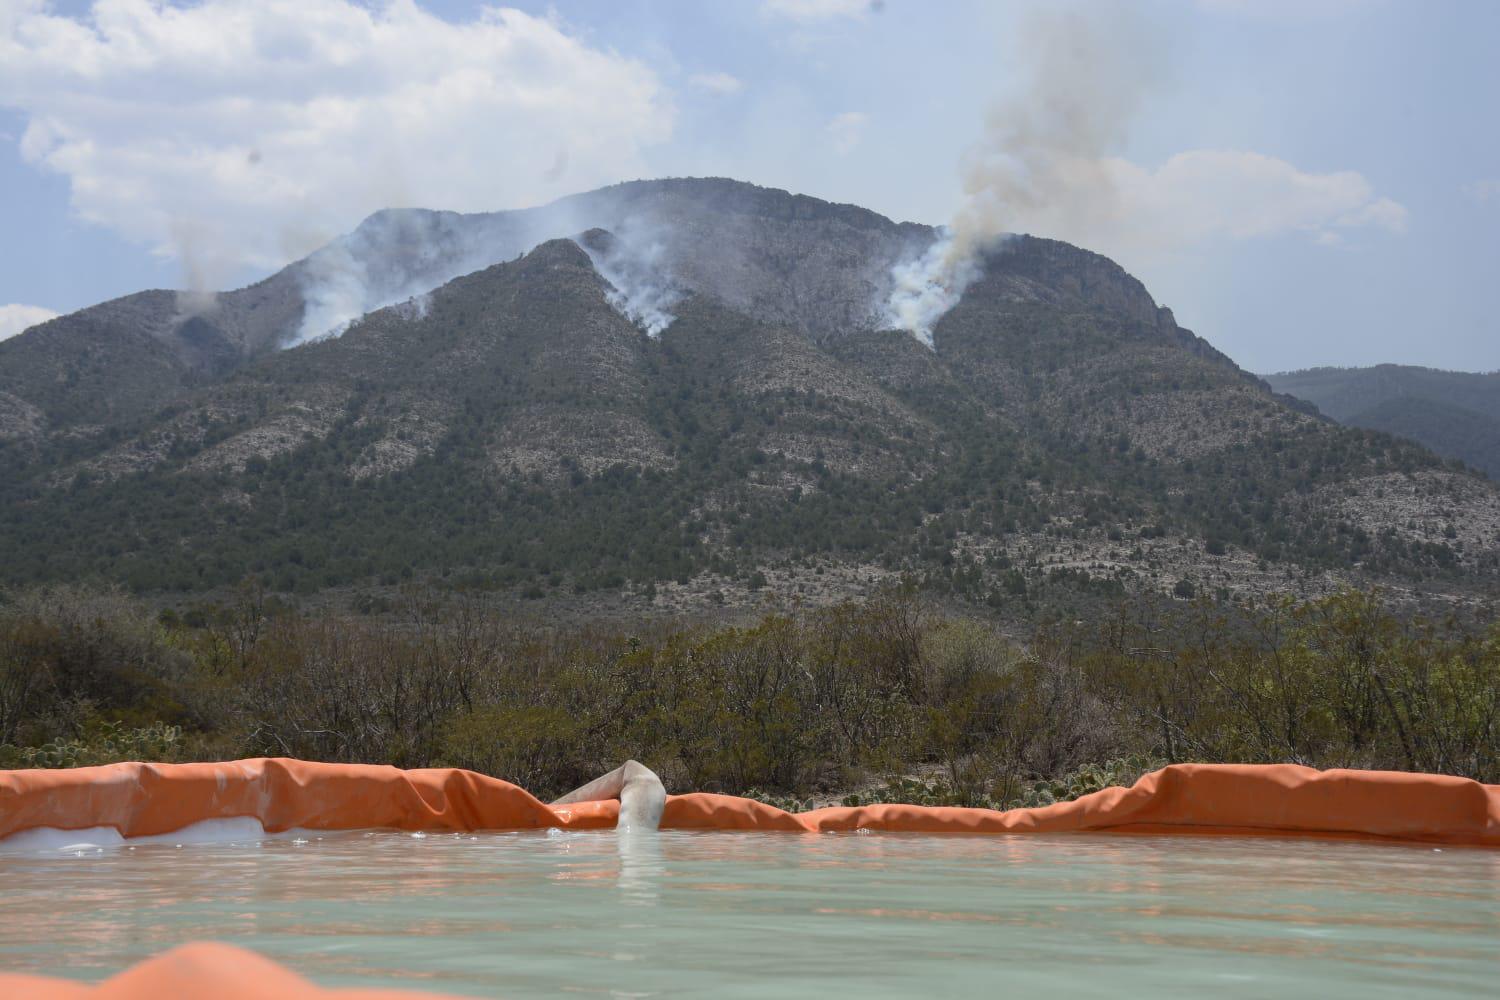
[291, 240, 377, 345]
[390, 293, 433, 322]
[286, 209, 531, 346]
[883, 231, 985, 348]
[882, 9, 1160, 347]
[169, 217, 244, 319]
[580, 222, 683, 337]
[287, 200, 686, 346]
[600, 264, 682, 338]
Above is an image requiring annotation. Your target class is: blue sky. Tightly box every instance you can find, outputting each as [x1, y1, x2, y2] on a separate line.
[1, 0, 1496, 373]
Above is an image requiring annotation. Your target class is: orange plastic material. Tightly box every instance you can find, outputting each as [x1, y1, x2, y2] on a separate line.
[1, 760, 1496, 1000]
[0, 943, 470, 1000]
[0, 757, 617, 840]
[1, 757, 1497, 845]
[666, 764, 1500, 844]
[1, 758, 1497, 846]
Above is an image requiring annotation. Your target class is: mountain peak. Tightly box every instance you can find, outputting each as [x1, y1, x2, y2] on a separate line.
[522, 236, 597, 270]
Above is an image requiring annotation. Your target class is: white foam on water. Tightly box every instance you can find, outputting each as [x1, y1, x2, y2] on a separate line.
[0, 817, 322, 855]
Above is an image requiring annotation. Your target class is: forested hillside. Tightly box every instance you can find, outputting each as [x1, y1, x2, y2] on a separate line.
[3, 180, 1498, 614]
[1267, 365, 1500, 480]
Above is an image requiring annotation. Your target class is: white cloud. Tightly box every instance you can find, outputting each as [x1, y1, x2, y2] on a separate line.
[825, 111, 868, 155]
[1464, 178, 1500, 205]
[1194, 0, 1377, 18]
[689, 71, 744, 95]
[989, 148, 1406, 255]
[0, 0, 675, 291]
[761, 0, 873, 23]
[0, 303, 59, 341]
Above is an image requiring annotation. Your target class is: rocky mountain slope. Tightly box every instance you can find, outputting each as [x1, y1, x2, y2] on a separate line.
[3, 179, 1498, 613]
[1266, 366, 1500, 480]
[0, 177, 928, 441]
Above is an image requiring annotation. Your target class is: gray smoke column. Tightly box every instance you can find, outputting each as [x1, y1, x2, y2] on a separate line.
[285, 208, 531, 346]
[282, 196, 647, 347]
[578, 221, 683, 337]
[883, 9, 1159, 346]
[171, 217, 234, 319]
[290, 239, 372, 344]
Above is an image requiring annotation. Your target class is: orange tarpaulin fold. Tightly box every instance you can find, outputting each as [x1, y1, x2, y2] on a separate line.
[1, 759, 1497, 1000]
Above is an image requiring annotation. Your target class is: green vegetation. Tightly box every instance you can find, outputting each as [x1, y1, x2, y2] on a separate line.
[3, 585, 1494, 798]
[1346, 396, 1500, 482]
[1267, 365, 1500, 480]
[0, 320, 1476, 599]
[9, 721, 183, 769]
[3, 239, 1490, 605]
[830, 755, 1167, 811]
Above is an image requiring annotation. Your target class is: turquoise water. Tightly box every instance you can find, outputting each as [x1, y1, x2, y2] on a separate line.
[1, 828, 1496, 997]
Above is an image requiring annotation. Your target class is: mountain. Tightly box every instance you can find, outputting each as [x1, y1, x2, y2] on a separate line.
[0, 275, 303, 435]
[1265, 366, 1500, 480]
[3, 178, 1498, 614]
[0, 179, 928, 440]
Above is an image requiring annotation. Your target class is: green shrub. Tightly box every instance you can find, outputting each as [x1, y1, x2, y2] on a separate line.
[437, 705, 588, 799]
[1, 585, 1493, 796]
[1, 720, 185, 769]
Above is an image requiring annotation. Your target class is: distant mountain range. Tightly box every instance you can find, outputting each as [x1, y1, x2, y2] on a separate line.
[2, 178, 1497, 614]
[1265, 366, 1500, 481]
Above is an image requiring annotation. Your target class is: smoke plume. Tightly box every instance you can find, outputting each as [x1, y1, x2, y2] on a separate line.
[287, 198, 686, 346]
[292, 240, 371, 344]
[287, 209, 528, 346]
[171, 218, 237, 319]
[579, 221, 683, 337]
[883, 9, 1159, 346]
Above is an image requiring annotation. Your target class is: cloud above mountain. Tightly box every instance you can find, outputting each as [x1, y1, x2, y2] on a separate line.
[689, 71, 744, 95]
[1005, 148, 1407, 254]
[761, 0, 876, 23]
[0, 0, 674, 292]
[0, 303, 58, 341]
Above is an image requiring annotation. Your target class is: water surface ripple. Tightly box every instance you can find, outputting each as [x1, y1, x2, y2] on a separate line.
[2, 829, 1496, 997]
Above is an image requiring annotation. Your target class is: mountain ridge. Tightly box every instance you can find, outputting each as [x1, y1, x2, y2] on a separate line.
[1266, 365, 1500, 480]
[2, 178, 1498, 614]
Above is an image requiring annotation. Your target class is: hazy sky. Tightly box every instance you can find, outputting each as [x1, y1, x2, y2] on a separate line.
[1, 0, 1496, 373]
